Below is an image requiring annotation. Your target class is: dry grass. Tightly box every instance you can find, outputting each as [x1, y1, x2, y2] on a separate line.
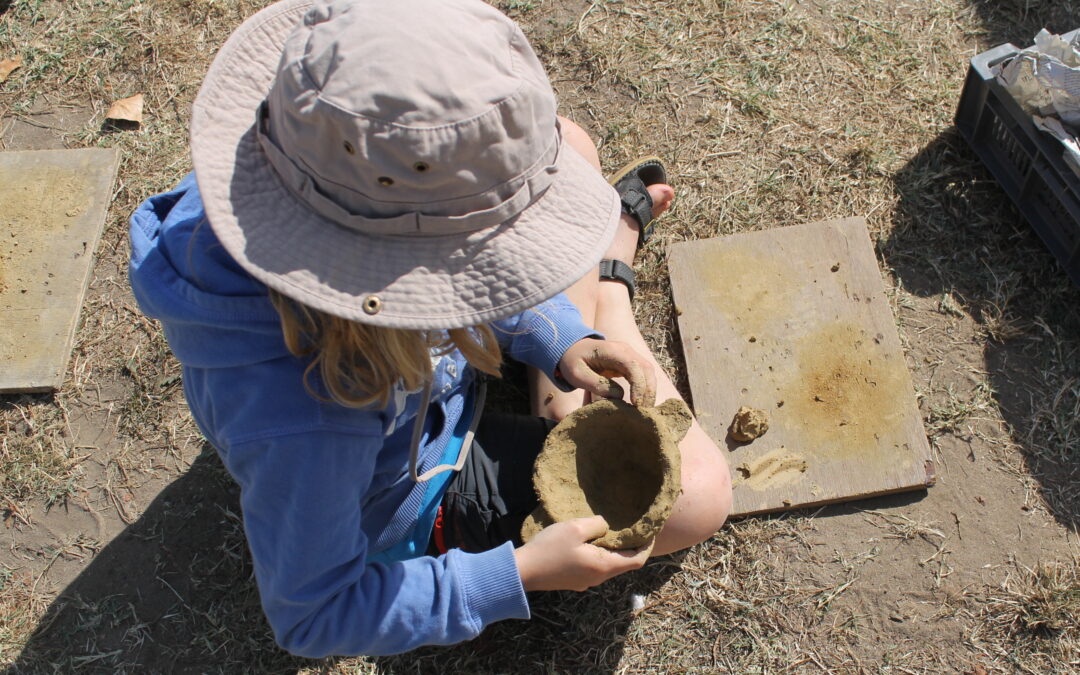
[2, 0, 1080, 672]
[965, 558, 1080, 671]
[1, 396, 79, 505]
[0, 0, 269, 488]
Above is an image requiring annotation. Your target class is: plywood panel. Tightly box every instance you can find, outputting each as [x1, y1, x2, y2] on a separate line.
[668, 218, 933, 516]
[0, 148, 119, 393]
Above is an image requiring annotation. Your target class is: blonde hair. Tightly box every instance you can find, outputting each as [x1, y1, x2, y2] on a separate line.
[269, 290, 502, 409]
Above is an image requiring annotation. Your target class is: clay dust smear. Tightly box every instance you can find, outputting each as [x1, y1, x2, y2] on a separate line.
[700, 247, 797, 340]
[0, 164, 89, 364]
[734, 448, 808, 491]
[782, 320, 909, 458]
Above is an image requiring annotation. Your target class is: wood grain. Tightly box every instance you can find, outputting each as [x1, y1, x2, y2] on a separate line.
[0, 148, 119, 393]
[668, 218, 933, 516]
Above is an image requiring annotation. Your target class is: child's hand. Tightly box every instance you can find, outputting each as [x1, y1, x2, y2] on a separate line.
[513, 516, 652, 592]
[558, 338, 656, 408]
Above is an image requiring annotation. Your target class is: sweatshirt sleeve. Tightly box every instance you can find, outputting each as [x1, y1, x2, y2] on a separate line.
[493, 292, 602, 390]
[225, 429, 530, 657]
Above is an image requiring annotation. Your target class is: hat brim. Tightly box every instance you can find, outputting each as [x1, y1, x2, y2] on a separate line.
[190, 0, 621, 329]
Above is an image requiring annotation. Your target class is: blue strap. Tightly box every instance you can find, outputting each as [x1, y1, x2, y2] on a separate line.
[367, 384, 477, 564]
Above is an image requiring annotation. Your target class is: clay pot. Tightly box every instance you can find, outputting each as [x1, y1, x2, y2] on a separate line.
[520, 398, 692, 550]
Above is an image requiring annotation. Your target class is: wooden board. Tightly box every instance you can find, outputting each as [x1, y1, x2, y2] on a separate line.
[668, 217, 933, 517]
[0, 148, 119, 393]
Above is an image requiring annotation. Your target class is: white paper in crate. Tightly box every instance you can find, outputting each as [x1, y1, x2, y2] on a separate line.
[995, 29, 1080, 177]
[997, 29, 1080, 125]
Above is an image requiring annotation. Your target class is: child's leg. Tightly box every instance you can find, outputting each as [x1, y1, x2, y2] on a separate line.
[528, 119, 647, 421]
[526, 120, 602, 419]
[529, 117, 732, 556]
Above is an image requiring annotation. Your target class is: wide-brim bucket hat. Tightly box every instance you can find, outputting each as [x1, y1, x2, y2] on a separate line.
[190, 0, 621, 329]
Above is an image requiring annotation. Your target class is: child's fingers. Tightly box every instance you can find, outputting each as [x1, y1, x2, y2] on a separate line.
[593, 541, 651, 576]
[584, 372, 625, 401]
[560, 355, 624, 400]
[571, 515, 610, 541]
[559, 338, 657, 407]
[596, 345, 652, 408]
[609, 539, 653, 561]
[580, 342, 656, 407]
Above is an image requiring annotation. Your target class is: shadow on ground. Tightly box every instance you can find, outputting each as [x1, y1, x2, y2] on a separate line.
[8, 442, 680, 674]
[885, 129, 1080, 531]
[6, 446, 304, 674]
[968, 0, 1080, 48]
[372, 555, 682, 674]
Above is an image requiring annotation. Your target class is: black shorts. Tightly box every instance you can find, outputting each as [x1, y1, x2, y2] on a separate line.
[432, 412, 556, 554]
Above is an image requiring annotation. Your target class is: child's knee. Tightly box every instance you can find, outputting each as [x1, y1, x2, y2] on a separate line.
[681, 432, 733, 539]
[709, 454, 733, 530]
[652, 438, 731, 555]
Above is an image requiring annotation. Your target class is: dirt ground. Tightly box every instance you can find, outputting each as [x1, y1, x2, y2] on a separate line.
[2, 0, 1079, 673]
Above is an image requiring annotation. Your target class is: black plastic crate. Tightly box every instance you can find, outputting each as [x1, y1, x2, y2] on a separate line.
[955, 31, 1080, 288]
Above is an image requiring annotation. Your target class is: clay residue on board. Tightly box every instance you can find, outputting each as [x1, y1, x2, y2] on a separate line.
[781, 320, 909, 458]
[729, 406, 769, 442]
[734, 448, 808, 490]
[0, 163, 90, 293]
[699, 249, 796, 338]
[525, 398, 689, 549]
[0, 164, 91, 363]
[0, 163, 89, 243]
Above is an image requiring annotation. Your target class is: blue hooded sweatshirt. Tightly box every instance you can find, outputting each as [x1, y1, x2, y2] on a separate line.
[128, 174, 601, 657]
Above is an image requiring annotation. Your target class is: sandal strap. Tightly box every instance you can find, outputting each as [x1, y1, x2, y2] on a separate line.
[611, 157, 666, 249]
[618, 175, 654, 245]
[598, 258, 635, 301]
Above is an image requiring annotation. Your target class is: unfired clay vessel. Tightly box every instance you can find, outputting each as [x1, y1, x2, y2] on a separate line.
[520, 398, 692, 549]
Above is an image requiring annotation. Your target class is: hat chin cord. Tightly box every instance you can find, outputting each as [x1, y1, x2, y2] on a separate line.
[408, 378, 487, 483]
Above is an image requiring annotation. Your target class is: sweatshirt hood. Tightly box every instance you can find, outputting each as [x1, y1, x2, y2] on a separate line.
[129, 174, 291, 368]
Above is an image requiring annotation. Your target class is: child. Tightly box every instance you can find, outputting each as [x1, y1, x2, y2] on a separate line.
[129, 0, 731, 657]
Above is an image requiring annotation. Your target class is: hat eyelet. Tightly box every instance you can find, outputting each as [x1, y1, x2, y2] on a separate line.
[362, 295, 382, 315]
[377, 176, 394, 187]
[413, 161, 430, 173]
[343, 140, 356, 155]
